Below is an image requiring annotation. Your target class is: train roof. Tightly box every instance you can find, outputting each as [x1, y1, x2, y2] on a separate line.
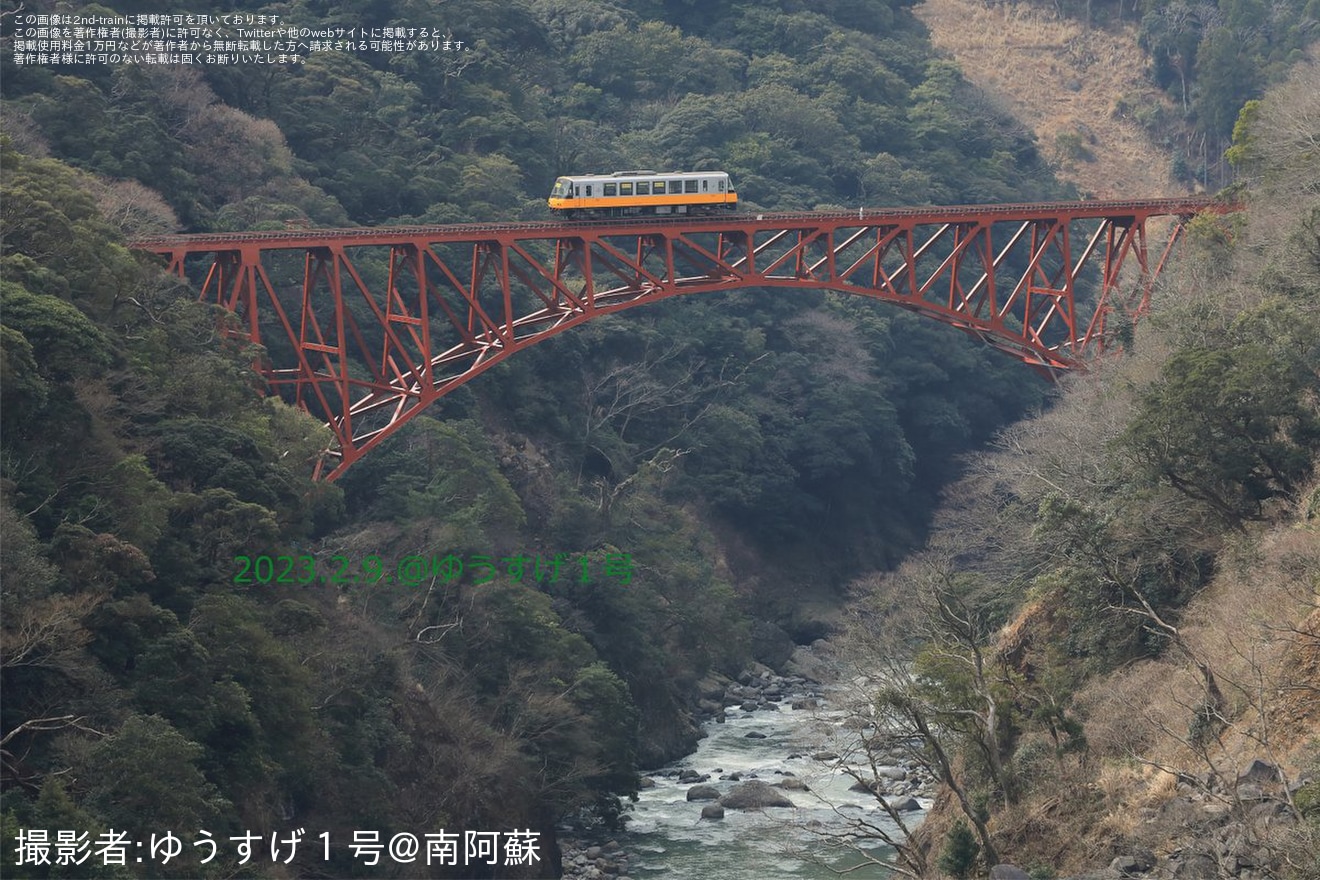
[556, 170, 729, 182]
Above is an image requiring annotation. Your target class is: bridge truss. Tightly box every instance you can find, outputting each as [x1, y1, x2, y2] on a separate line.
[132, 198, 1226, 480]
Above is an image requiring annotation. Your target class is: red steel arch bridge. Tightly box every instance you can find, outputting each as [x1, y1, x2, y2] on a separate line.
[131, 197, 1233, 481]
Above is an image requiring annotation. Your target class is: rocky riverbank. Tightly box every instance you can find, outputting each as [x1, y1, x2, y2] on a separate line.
[558, 839, 633, 880]
[559, 642, 944, 879]
[1052, 759, 1314, 880]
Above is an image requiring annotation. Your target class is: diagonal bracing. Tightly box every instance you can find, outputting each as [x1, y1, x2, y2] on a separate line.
[133, 198, 1233, 480]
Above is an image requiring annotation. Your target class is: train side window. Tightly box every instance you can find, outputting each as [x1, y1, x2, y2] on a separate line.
[585, 185, 592, 197]
[702, 180, 709, 191]
[684, 180, 698, 193]
[620, 182, 633, 195]
[604, 183, 617, 196]
[637, 181, 650, 195]
[653, 181, 665, 194]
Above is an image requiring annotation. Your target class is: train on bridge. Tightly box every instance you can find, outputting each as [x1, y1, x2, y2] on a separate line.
[548, 170, 738, 219]
[131, 194, 1232, 481]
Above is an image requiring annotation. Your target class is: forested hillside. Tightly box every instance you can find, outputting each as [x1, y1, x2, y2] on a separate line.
[1018, 0, 1317, 188]
[1, 0, 1067, 877]
[841, 60, 1319, 878]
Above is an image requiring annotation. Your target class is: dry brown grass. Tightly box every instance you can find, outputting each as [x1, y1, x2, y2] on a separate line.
[1070, 517, 1320, 803]
[1092, 762, 1166, 839]
[915, 0, 1190, 199]
[987, 501, 1320, 871]
[1182, 527, 1320, 766]
[990, 757, 1107, 873]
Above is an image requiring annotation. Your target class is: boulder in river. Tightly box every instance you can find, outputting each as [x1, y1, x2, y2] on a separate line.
[685, 784, 720, 801]
[720, 780, 795, 810]
[749, 622, 795, 670]
[700, 804, 725, 820]
[783, 645, 832, 682]
[883, 797, 921, 812]
[695, 674, 731, 701]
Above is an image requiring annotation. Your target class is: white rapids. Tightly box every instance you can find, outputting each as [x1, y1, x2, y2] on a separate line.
[620, 697, 928, 879]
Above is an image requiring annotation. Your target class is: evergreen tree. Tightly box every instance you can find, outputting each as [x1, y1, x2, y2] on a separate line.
[938, 820, 981, 879]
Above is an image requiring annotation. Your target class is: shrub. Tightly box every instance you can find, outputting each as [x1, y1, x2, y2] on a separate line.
[938, 819, 981, 879]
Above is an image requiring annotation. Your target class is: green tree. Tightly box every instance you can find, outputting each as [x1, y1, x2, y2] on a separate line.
[939, 820, 981, 879]
[0, 323, 49, 422]
[1193, 25, 1262, 136]
[0, 282, 114, 382]
[81, 715, 231, 866]
[342, 417, 525, 548]
[0, 141, 142, 306]
[1122, 337, 1320, 524]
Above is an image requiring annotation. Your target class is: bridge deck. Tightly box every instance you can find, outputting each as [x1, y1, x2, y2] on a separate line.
[130, 197, 1226, 252]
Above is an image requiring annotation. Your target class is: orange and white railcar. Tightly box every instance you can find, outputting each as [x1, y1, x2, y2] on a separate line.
[548, 170, 737, 219]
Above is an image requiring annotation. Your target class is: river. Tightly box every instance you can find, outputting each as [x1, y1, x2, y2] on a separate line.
[616, 691, 927, 879]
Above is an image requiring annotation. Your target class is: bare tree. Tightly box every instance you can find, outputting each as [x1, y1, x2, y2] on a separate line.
[837, 557, 1011, 875]
[578, 337, 763, 482]
[90, 178, 181, 237]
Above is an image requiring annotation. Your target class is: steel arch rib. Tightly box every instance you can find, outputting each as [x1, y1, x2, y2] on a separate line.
[132, 198, 1235, 480]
